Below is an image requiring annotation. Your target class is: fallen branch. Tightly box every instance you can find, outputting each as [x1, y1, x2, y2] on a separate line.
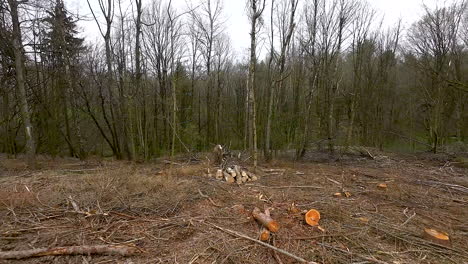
[272, 237, 284, 264]
[246, 184, 323, 189]
[207, 222, 317, 264]
[0, 245, 138, 259]
[318, 242, 388, 264]
[414, 180, 468, 194]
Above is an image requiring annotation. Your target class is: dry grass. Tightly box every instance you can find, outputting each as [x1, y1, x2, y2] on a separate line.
[0, 152, 467, 263]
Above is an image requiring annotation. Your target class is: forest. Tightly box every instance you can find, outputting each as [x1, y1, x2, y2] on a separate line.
[0, 1, 468, 263]
[0, 0, 466, 167]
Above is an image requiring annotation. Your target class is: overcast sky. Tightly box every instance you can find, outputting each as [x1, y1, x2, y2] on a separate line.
[64, 0, 458, 58]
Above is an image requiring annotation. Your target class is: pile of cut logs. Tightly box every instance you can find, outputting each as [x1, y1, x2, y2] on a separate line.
[212, 165, 258, 184]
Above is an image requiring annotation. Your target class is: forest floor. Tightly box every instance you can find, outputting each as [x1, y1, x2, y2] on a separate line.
[0, 150, 467, 264]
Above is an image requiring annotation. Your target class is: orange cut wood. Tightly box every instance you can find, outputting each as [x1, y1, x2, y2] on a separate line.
[259, 229, 270, 241]
[252, 207, 280, 233]
[333, 192, 342, 197]
[424, 228, 450, 246]
[377, 183, 387, 189]
[305, 209, 321, 226]
[358, 217, 369, 224]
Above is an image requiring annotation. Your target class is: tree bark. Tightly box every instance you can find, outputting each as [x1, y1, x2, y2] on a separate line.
[8, 0, 36, 168]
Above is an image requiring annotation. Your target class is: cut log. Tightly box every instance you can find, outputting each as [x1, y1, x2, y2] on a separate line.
[259, 228, 270, 241]
[226, 167, 237, 178]
[215, 169, 223, 180]
[236, 175, 243, 184]
[225, 175, 235, 183]
[241, 176, 248, 183]
[223, 171, 235, 183]
[241, 170, 248, 178]
[304, 209, 320, 226]
[424, 228, 451, 246]
[251, 175, 258, 181]
[377, 183, 388, 189]
[252, 207, 279, 232]
[233, 165, 242, 178]
[0, 245, 137, 259]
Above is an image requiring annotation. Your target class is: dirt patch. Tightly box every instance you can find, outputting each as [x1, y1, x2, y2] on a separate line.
[0, 153, 467, 263]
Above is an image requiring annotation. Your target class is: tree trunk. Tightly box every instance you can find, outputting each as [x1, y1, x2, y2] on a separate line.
[248, 0, 264, 168]
[8, 0, 36, 168]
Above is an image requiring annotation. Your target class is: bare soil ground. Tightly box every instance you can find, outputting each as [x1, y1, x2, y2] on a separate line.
[0, 151, 467, 264]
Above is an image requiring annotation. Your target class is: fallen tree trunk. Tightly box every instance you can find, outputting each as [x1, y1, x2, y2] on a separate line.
[0, 245, 137, 259]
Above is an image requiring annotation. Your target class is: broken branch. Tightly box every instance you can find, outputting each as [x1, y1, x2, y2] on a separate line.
[0, 245, 138, 259]
[207, 223, 317, 264]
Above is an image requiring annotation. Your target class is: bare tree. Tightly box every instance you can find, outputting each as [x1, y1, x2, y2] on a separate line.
[7, 0, 36, 167]
[87, 0, 127, 158]
[190, 0, 225, 146]
[246, 0, 266, 168]
[297, 0, 319, 158]
[408, 1, 466, 152]
[345, 2, 376, 148]
[265, 0, 299, 161]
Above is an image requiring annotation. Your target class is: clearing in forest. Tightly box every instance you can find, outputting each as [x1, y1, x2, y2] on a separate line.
[0, 151, 467, 263]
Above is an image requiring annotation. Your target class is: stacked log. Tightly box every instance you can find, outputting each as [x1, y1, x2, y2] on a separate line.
[212, 166, 258, 184]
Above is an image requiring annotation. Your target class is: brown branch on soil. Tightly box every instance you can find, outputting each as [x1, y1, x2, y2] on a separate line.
[413, 180, 468, 194]
[246, 184, 323, 189]
[318, 242, 388, 264]
[207, 222, 317, 264]
[0, 245, 138, 259]
[272, 237, 284, 264]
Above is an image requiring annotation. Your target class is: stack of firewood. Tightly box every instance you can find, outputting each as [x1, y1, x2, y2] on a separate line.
[211, 165, 258, 184]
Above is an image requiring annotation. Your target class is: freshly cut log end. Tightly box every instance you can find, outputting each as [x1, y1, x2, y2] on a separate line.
[305, 209, 321, 226]
[266, 221, 280, 233]
[225, 175, 235, 183]
[259, 229, 270, 241]
[424, 228, 450, 246]
[252, 207, 280, 233]
[377, 183, 388, 189]
[358, 217, 369, 224]
[216, 169, 223, 180]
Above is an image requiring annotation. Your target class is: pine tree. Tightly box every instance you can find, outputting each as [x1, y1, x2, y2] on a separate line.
[41, 0, 85, 157]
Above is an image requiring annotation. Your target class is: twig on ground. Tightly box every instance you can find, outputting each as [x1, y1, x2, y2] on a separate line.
[207, 222, 317, 264]
[272, 236, 284, 264]
[245, 184, 323, 189]
[198, 189, 222, 207]
[318, 242, 388, 264]
[400, 212, 416, 227]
